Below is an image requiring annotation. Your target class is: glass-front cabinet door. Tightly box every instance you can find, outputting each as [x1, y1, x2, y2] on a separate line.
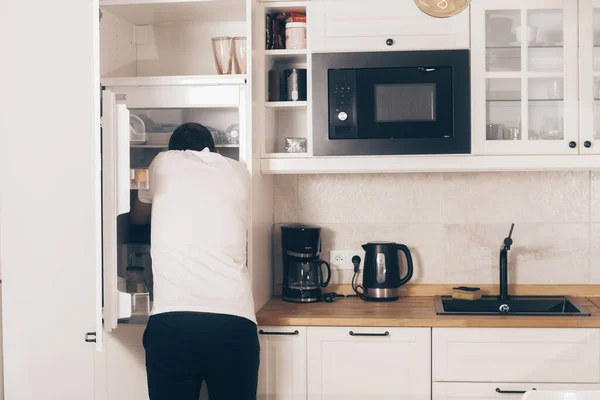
[471, 0, 579, 155]
[579, 0, 600, 154]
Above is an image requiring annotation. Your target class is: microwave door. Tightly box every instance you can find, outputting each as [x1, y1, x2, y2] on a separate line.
[101, 89, 132, 333]
[355, 67, 454, 140]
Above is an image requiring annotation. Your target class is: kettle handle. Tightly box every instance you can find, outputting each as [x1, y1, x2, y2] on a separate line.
[397, 244, 414, 286]
[319, 260, 331, 288]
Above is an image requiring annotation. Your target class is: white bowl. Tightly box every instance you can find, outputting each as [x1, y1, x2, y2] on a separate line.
[514, 25, 538, 45]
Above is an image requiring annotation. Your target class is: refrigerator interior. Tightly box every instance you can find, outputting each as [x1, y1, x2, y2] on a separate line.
[119, 106, 241, 319]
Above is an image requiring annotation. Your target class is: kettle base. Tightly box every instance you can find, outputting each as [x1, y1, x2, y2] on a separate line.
[360, 295, 399, 302]
[362, 287, 402, 301]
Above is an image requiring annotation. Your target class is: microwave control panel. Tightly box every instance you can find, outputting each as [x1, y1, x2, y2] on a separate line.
[328, 69, 358, 139]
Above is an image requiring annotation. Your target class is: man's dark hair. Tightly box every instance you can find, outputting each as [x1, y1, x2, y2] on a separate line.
[168, 122, 216, 152]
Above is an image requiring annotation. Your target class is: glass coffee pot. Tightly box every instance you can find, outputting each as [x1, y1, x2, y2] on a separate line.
[287, 258, 331, 292]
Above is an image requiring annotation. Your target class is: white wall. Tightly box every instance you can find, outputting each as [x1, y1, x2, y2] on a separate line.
[0, 0, 100, 398]
[273, 172, 600, 285]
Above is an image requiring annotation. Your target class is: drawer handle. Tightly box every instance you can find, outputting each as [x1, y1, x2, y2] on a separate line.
[349, 331, 390, 337]
[496, 388, 536, 394]
[258, 330, 299, 336]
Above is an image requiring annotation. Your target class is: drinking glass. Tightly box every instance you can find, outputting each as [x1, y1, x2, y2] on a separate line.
[547, 79, 563, 100]
[232, 37, 247, 74]
[211, 37, 233, 75]
[540, 117, 564, 140]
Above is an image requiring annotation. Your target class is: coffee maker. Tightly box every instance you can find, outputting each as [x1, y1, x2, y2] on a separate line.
[281, 224, 331, 303]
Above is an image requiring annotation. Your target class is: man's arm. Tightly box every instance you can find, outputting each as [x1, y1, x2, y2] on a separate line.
[130, 197, 152, 225]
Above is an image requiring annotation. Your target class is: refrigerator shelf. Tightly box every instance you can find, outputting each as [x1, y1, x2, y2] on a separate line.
[117, 291, 151, 324]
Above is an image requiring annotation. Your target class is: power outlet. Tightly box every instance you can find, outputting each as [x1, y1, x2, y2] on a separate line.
[329, 250, 365, 270]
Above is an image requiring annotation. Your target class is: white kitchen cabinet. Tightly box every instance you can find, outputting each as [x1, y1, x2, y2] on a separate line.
[309, 0, 469, 53]
[104, 326, 148, 400]
[0, 284, 4, 400]
[2, 0, 100, 398]
[306, 327, 431, 400]
[433, 328, 600, 383]
[100, 0, 247, 78]
[579, 0, 600, 154]
[433, 382, 600, 400]
[471, 0, 579, 155]
[258, 326, 307, 400]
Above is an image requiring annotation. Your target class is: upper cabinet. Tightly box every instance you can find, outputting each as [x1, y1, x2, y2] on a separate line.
[100, 0, 248, 78]
[310, 0, 469, 53]
[471, 0, 579, 155]
[579, 0, 600, 154]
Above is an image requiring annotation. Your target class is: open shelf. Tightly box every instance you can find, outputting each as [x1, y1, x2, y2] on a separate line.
[263, 1, 308, 13]
[99, 0, 246, 24]
[131, 144, 239, 148]
[265, 101, 307, 108]
[265, 50, 307, 64]
[263, 152, 310, 159]
[265, 49, 308, 56]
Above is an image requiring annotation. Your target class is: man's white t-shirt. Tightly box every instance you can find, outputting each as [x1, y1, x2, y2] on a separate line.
[138, 149, 256, 324]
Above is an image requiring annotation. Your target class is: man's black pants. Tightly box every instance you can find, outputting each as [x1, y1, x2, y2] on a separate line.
[143, 312, 260, 400]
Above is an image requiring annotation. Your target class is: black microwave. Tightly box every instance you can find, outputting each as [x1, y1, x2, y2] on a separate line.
[312, 50, 471, 156]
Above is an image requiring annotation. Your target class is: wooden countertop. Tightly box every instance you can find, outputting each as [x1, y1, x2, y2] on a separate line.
[256, 296, 600, 328]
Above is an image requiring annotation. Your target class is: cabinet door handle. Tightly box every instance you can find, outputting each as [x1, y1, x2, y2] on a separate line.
[349, 331, 390, 337]
[495, 388, 536, 394]
[258, 330, 299, 336]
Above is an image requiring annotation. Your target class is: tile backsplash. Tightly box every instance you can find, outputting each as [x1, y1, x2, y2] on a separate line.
[273, 172, 600, 285]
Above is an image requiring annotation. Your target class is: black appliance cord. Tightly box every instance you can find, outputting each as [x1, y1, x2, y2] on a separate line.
[351, 255, 366, 300]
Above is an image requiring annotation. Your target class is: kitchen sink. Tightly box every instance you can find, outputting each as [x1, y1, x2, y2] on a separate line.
[434, 296, 591, 316]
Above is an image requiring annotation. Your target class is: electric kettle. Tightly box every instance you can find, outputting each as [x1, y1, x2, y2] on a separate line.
[360, 242, 414, 301]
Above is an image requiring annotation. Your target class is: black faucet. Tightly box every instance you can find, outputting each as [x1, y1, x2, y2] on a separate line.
[499, 223, 515, 301]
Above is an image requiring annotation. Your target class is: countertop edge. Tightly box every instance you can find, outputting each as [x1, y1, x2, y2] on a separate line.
[256, 296, 600, 329]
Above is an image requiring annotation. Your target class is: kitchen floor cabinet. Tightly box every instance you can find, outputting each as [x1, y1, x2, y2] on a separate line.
[306, 327, 431, 400]
[433, 383, 600, 399]
[471, 0, 579, 155]
[258, 326, 307, 400]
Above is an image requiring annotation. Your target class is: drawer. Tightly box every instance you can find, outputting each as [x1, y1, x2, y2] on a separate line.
[433, 382, 600, 400]
[433, 328, 600, 383]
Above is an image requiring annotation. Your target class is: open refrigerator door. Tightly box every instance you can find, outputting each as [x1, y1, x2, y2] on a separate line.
[101, 89, 133, 333]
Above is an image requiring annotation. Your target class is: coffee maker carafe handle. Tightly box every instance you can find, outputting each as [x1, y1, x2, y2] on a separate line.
[318, 260, 331, 288]
[397, 244, 414, 286]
